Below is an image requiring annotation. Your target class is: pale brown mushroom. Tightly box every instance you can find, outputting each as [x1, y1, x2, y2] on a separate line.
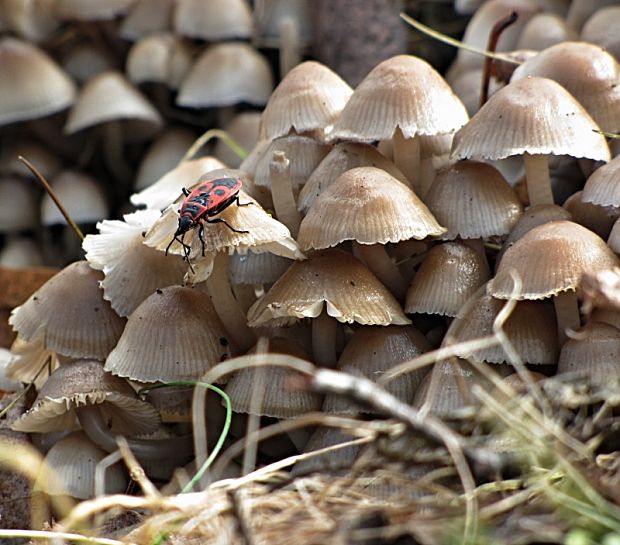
[563, 191, 619, 240]
[173, 0, 252, 41]
[582, 154, 620, 209]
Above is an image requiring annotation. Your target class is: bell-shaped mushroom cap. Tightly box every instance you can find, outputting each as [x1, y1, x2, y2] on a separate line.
[134, 127, 196, 191]
[405, 242, 490, 317]
[259, 61, 353, 141]
[5, 334, 58, 387]
[0, 140, 62, 181]
[490, 220, 620, 300]
[120, 0, 175, 40]
[609, 218, 620, 254]
[510, 42, 620, 133]
[40, 170, 108, 226]
[214, 112, 261, 169]
[229, 251, 292, 285]
[0, 237, 44, 269]
[557, 322, 620, 388]
[567, 0, 619, 32]
[54, 0, 136, 20]
[130, 156, 226, 210]
[254, 135, 331, 193]
[126, 32, 192, 90]
[61, 43, 114, 84]
[224, 338, 322, 418]
[444, 287, 559, 365]
[516, 14, 578, 51]
[0, 177, 39, 232]
[563, 191, 620, 240]
[298, 142, 408, 214]
[424, 161, 523, 240]
[3, 0, 60, 43]
[9, 261, 126, 359]
[36, 431, 126, 499]
[104, 286, 232, 383]
[582, 7, 620, 62]
[323, 325, 431, 414]
[247, 249, 411, 327]
[173, 0, 251, 40]
[177, 43, 273, 108]
[582, 154, 620, 208]
[0, 37, 76, 126]
[12, 359, 160, 434]
[64, 71, 162, 140]
[298, 166, 445, 250]
[329, 55, 469, 142]
[83, 210, 186, 317]
[452, 77, 610, 163]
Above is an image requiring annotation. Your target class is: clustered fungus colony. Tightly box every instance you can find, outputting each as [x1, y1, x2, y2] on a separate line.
[2, 0, 620, 511]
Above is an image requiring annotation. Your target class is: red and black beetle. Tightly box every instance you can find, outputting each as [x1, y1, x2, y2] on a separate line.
[165, 176, 251, 262]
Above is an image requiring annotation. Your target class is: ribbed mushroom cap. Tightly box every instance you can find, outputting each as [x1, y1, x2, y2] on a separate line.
[64, 71, 162, 140]
[452, 77, 610, 162]
[582, 155, 620, 208]
[12, 359, 160, 434]
[298, 166, 445, 250]
[516, 14, 578, 51]
[54, 0, 136, 20]
[173, 0, 251, 40]
[0, 177, 39, 232]
[3, 0, 60, 43]
[259, 61, 353, 141]
[445, 288, 559, 365]
[104, 286, 232, 382]
[557, 322, 620, 388]
[298, 142, 409, 214]
[568, 0, 619, 32]
[330, 55, 469, 142]
[323, 325, 431, 414]
[126, 32, 192, 90]
[254, 135, 331, 192]
[214, 112, 261, 169]
[130, 156, 226, 210]
[83, 210, 186, 317]
[490, 220, 620, 300]
[9, 261, 126, 359]
[424, 161, 523, 240]
[229, 251, 292, 285]
[177, 43, 273, 108]
[41, 170, 108, 226]
[609, 218, 620, 254]
[0, 140, 62, 181]
[405, 242, 490, 317]
[224, 338, 322, 418]
[582, 7, 620, 62]
[511, 42, 620, 133]
[247, 249, 411, 327]
[36, 431, 126, 499]
[0, 37, 76, 125]
[120, 0, 175, 40]
[6, 334, 58, 387]
[563, 191, 619, 240]
[134, 127, 196, 191]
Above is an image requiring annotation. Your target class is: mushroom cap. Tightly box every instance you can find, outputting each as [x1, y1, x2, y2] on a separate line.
[120, 0, 175, 41]
[557, 321, 620, 388]
[323, 325, 431, 414]
[12, 359, 160, 434]
[0, 177, 39, 232]
[258, 61, 353, 141]
[6, 334, 58, 387]
[405, 242, 490, 317]
[516, 13, 578, 51]
[176, 42, 273, 108]
[214, 112, 261, 169]
[424, 161, 523, 240]
[329, 54, 469, 142]
[64, 71, 162, 139]
[104, 286, 232, 383]
[490, 220, 620, 300]
[297, 166, 445, 250]
[511, 42, 620, 133]
[582, 154, 620, 208]
[9, 261, 126, 359]
[54, 0, 136, 20]
[581, 6, 620, 62]
[229, 251, 292, 285]
[83, 210, 187, 317]
[298, 142, 409, 214]
[247, 249, 411, 327]
[3, 0, 60, 43]
[173, 0, 252, 40]
[445, 287, 559, 365]
[61, 43, 114, 84]
[224, 338, 322, 418]
[36, 431, 126, 499]
[451, 77, 611, 162]
[0, 37, 76, 126]
[563, 191, 619, 240]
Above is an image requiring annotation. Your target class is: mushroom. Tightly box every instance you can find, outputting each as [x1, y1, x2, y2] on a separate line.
[119, 0, 175, 41]
[2, 0, 60, 43]
[173, 0, 252, 41]
[581, 6, 620, 62]
[452, 77, 610, 206]
[214, 112, 261, 169]
[516, 14, 578, 51]
[582, 154, 620, 209]
[54, 0, 136, 21]
[563, 191, 620, 240]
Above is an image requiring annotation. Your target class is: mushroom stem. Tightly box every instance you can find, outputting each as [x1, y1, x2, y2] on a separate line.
[232, 283, 258, 313]
[353, 242, 407, 301]
[392, 128, 420, 193]
[270, 150, 301, 237]
[418, 157, 436, 199]
[279, 15, 300, 76]
[206, 252, 256, 352]
[524, 153, 553, 206]
[312, 309, 338, 367]
[76, 405, 194, 462]
[553, 290, 580, 346]
[103, 121, 133, 188]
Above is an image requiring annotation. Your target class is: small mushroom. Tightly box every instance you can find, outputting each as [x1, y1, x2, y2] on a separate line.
[173, 0, 252, 41]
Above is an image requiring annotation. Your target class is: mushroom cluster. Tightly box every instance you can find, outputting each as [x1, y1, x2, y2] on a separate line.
[2, 0, 620, 517]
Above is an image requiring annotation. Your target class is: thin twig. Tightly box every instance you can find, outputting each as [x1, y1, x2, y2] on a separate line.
[0, 529, 125, 545]
[116, 436, 161, 499]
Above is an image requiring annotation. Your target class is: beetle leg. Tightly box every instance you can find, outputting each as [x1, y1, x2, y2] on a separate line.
[234, 195, 253, 207]
[205, 216, 249, 234]
[182, 187, 190, 197]
[198, 222, 206, 256]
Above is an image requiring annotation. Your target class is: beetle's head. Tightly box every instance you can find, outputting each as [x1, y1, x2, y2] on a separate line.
[175, 215, 193, 237]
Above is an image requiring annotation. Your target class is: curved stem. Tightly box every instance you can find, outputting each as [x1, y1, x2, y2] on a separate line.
[182, 129, 248, 163]
[76, 405, 194, 462]
[353, 241, 407, 301]
[269, 150, 301, 237]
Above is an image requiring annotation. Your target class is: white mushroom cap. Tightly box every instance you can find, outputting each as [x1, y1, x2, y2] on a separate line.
[173, 0, 252, 40]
